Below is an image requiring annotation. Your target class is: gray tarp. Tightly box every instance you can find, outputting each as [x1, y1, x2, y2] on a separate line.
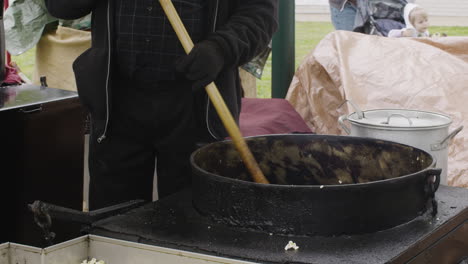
[4, 0, 91, 56]
[5, 0, 56, 55]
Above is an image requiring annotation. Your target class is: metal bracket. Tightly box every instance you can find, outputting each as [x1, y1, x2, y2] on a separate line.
[29, 200, 146, 245]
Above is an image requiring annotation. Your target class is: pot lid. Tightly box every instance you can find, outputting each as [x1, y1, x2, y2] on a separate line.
[348, 109, 452, 128]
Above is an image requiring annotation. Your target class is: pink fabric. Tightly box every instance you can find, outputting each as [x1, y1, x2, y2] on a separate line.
[3, 65, 23, 85]
[239, 98, 313, 137]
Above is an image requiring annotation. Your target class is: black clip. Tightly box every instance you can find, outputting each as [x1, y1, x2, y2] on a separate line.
[40, 76, 48, 88]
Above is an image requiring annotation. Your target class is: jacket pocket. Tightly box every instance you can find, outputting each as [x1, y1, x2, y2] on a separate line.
[72, 47, 109, 122]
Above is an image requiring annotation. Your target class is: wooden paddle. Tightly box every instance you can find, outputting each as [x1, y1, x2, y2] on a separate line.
[159, 0, 269, 184]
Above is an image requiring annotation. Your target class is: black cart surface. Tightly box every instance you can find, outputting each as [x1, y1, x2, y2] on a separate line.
[90, 185, 468, 264]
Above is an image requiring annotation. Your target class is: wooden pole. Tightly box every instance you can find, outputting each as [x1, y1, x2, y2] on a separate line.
[159, 0, 269, 184]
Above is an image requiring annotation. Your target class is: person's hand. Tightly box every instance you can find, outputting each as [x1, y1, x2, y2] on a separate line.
[402, 28, 415, 37]
[175, 41, 224, 92]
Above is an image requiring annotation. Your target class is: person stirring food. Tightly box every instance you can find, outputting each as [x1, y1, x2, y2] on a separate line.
[44, 0, 278, 210]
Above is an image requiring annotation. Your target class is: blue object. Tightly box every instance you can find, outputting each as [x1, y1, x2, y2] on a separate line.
[330, 2, 357, 31]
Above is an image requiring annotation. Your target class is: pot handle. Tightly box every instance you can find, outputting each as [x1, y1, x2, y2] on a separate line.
[424, 168, 442, 217]
[338, 100, 364, 119]
[381, 114, 413, 126]
[431, 125, 464, 151]
[338, 115, 351, 135]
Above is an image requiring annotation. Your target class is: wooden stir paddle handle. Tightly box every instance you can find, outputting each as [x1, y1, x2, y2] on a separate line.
[159, 0, 269, 184]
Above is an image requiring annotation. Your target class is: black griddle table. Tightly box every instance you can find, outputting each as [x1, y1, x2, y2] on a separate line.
[89, 185, 468, 264]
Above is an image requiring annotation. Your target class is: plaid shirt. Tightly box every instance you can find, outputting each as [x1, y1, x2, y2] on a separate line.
[114, 0, 206, 81]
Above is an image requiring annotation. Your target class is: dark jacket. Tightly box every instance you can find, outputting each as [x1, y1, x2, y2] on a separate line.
[44, 0, 278, 142]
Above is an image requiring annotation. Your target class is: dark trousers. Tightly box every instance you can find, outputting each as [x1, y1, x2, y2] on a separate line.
[88, 76, 204, 210]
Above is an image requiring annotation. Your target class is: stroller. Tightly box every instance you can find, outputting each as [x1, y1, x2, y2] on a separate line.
[353, 0, 408, 36]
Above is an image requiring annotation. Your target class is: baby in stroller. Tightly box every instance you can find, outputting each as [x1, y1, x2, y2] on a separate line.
[388, 3, 429, 37]
[353, 0, 408, 36]
[353, 0, 432, 37]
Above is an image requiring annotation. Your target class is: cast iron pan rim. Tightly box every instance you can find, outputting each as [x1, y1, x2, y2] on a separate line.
[191, 134, 437, 189]
[192, 164, 437, 189]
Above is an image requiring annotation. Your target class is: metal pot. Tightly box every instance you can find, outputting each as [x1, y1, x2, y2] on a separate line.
[191, 134, 440, 236]
[339, 108, 463, 185]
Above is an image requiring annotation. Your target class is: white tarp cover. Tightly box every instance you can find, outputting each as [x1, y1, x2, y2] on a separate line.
[286, 31, 468, 187]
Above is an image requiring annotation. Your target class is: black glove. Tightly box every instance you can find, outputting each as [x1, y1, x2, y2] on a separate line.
[175, 40, 225, 91]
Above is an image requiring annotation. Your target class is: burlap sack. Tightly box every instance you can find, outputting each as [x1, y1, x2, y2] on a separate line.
[33, 26, 91, 91]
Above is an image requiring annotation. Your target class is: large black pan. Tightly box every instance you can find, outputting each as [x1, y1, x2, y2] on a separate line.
[191, 134, 440, 236]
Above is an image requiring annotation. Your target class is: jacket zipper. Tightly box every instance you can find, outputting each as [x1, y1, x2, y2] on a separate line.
[212, 0, 219, 32]
[205, 0, 220, 140]
[97, 0, 112, 143]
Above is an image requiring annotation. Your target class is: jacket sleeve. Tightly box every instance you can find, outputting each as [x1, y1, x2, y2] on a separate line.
[44, 0, 96, 20]
[206, 0, 279, 67]
[388, 29, 404, 38]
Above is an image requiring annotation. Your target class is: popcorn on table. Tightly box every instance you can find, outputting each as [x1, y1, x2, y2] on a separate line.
[81, 258, 105, 264]
[284, 240, 299, 250]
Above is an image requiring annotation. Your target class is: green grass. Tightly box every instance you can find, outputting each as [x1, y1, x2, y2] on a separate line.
[11, 22, 468, 97]
[257, 21, 334, 98]
[12, 47, 36, 81]
[430, 26, 468, 36]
